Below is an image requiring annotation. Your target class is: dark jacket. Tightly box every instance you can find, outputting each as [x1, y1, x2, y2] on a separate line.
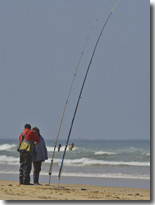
[32, 135, 48, 162]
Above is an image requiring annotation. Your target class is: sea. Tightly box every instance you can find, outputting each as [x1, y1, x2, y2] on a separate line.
[0, 138, 150, 188]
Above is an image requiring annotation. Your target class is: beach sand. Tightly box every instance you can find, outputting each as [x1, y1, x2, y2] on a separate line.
[0, 180, 150, 201]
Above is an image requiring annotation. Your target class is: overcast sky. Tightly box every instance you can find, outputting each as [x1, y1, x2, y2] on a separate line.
[0, 0, 150, 140]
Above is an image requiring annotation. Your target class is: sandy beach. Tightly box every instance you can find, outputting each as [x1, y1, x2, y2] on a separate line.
[0, 180, 150, 200]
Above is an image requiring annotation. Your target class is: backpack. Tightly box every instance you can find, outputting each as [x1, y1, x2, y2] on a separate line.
[17, 130, 32, 153]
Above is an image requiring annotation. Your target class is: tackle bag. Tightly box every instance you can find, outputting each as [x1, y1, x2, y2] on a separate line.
[18, 141, 32, 153]
[17, 130, 32, 153]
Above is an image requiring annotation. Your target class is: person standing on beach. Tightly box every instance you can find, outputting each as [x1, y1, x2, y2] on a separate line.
[18, 124, 40, 185]
[32, 127, 48, 185]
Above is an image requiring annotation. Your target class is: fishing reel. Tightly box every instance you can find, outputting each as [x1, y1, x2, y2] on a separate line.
[57, 144, 61, 152]
[68, 143, 75, 151]
[57, 143, 75, 152]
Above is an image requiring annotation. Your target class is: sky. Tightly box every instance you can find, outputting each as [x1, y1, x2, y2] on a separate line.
[0, 0, 150, 140]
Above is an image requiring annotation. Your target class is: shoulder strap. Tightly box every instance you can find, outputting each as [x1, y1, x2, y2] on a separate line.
[21, 130, 30, 142]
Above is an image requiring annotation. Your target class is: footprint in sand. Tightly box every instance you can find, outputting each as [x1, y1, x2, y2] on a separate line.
[93, 191, 99, 194]
[8, 184, 12, 186]
[115, 196, 120, 199]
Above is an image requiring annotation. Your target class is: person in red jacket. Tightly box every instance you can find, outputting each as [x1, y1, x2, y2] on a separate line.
[19, 124, 40, 185]
[19, 125, 40, 145]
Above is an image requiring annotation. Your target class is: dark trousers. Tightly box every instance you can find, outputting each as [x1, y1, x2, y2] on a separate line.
[19, 153, 32, 184]
[33, 161, 42, 175]
[33, 161, 42, 184]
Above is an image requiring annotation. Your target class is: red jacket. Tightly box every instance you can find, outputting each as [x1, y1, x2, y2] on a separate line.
[19, 128, 40, 144]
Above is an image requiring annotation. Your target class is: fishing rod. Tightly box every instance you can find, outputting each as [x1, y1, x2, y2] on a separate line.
[48, 19, 97, 185]
[58, 0, 120, 183]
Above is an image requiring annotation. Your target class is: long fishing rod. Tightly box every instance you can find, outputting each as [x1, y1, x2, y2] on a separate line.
[58, 0, 120, 183]
[48, 20, 97, 185]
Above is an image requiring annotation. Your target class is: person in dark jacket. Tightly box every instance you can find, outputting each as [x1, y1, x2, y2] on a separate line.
[32, 127, 48, 185]
[18, 124, 40, 185]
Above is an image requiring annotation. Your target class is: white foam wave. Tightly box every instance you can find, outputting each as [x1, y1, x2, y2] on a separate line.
[64, 158, 150, 167]
[0, 170, 149, 180]
[0, 144, 17, 151]
[58, 172, 150, 180]
[47, 146, 54, 152]
[141, 152, 150, 157]
[47, 146, 68, 152]
[45, 158, 61, 164]
[0, 155, 19, 165]
[95, 151, 117, 155]
[0, 155, 150, 167]
[45, 157, 150, 167]
[126, 147, 145, 153]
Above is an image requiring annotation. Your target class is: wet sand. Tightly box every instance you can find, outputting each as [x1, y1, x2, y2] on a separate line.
[0, 180, 150, 200]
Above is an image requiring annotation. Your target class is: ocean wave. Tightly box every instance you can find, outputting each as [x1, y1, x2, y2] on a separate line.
[0, 170, 150, 180]
[141, 152, 150, 157]
[46, 146, 54, 152]
[58, 172, 150, 180]
[0, 143, 79, 153]
[120, 147, 146, 154]
[0, 144, 17, 151]
[94, 151, 117, 156]
[0, 155, 19, 165]
[0, 155, 150, 167]
[0, 155, 19, 161]
[45, 157, 150, 167]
